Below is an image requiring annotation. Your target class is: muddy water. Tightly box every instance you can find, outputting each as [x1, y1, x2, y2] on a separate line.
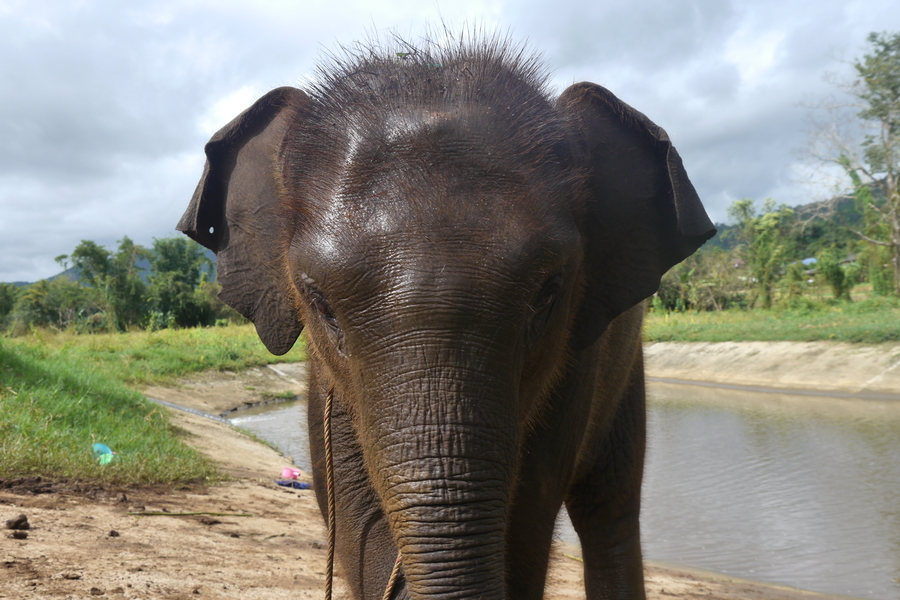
[229, 383, 900, 600]
[229, 401, 311, 470]
[641, 382, 900, 600]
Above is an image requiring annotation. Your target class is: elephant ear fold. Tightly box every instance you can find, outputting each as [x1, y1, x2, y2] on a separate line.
[177, 86, 308, 355]
[558, 82, 716, 349]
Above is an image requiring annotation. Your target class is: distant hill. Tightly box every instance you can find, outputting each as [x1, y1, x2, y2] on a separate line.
[791, 194, 865, 256]
[702, 223, 733, 251]
[699, 194, 866, 257]
[48, 266, 84, 283]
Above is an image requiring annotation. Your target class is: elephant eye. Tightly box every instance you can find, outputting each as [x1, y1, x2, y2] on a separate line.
[534, 275, 562, 310]
[529, 274, 563, 346]
[299, 274, 347, 356]
[310, 291, 338, 326]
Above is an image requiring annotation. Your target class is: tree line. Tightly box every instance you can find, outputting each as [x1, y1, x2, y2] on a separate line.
[659, 30, 900, 313]
[0, 237, 241, 334]
[654, 195, 895, 313]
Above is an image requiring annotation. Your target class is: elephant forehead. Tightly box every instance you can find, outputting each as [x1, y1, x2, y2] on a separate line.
[333, 154, 566, 240]
[317, 187, 576, 272]
[381, 109, 458, 142]
[293, 116, 583, 290]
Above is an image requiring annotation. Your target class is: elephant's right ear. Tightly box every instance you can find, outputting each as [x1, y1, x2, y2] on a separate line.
[177, 86, 308, 355]
[558, 83, 716, 349]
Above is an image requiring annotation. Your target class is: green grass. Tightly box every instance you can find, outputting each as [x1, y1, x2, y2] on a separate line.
[645, 297, 900, 343]
[13, 324, 306, 386]
[0, 324, 306, 485]
[0, 340, 221, 484]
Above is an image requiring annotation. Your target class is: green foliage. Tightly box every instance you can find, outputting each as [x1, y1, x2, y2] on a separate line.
[832, 31, 900, 294]
[782, 261, 807, 300]
[147, 270, 210, 329]
[147, 237, 238, 329]
[10, 280, 56, 329]
[0, 283, 16, 324]
[726, 198, 795, 309]
[854, 32, 900, 168]
[641, 186, 900, 315]
[69, 237, 150, 331]
[0, 337, 220, 484]
[655, 190, 890, 315]
[859, 243, 896, 295]
[4, 236, 245, 334]
[8, 277, 101, 333]
[150, 237, 210, 289]
[791, 195, 865, 257]
[654, 247, 747, 312]
[816, 247, 857, 300]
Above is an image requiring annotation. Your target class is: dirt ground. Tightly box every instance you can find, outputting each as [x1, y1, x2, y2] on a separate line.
[1, 359, 864, 600]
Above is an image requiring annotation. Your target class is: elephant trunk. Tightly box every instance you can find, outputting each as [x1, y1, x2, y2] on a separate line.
[387, 459, 508, 599]
[359, 359, 519, 600]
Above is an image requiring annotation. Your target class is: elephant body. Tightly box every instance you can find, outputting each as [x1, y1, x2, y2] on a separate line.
[179, 37, 715, 600]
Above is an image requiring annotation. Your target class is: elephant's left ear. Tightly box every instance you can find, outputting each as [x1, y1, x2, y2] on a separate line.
[177, 86, 308, 355]
[557, 82, 716, 349]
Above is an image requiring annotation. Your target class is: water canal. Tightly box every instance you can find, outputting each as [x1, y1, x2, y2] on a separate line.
[229, 382, 900, 599]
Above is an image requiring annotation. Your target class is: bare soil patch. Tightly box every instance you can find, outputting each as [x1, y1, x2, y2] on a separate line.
[144, 363, 309, 419]
[1, 358, 862, 599]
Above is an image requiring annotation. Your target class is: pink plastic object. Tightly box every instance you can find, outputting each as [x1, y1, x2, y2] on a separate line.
[281, 467, 302, 480]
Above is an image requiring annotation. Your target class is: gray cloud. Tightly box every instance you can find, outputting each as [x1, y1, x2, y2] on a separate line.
[2, 0, 899, 281]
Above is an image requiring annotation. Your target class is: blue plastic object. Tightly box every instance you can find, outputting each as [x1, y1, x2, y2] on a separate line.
[275, 480, 312, 490]
[92, 443, 114, 465]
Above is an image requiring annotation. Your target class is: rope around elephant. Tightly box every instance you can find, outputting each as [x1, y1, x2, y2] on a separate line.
[324, 388, 403, 600]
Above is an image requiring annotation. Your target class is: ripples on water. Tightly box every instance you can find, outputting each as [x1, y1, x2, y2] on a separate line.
[229, 384, 900, 600]
[642, 383, 900, 600]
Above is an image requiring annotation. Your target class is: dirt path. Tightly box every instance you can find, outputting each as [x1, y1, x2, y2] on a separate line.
[2, 358, 866, 600]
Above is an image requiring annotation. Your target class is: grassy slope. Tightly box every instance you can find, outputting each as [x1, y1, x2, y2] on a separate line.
[0, 325, 305, 484]
[644, 297, 900, 344]
[23, 324, 307, 386]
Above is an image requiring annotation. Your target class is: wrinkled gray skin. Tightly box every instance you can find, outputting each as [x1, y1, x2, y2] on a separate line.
[178, 41, 715, 600]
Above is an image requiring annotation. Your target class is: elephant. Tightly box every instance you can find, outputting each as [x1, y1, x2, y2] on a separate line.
[178, 38, 715, 600]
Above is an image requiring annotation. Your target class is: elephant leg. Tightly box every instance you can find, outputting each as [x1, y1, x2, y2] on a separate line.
[507, 350, 601, 599]
[565, 360, 647, 600]
[308, 374, 404, 599]
[506, 480, 564, 600]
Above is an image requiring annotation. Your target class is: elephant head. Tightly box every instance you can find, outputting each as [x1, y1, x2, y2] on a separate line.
[179, 42, 714, 600]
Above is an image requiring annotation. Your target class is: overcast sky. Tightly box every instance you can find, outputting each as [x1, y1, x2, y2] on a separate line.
[2, 0, 899, 283]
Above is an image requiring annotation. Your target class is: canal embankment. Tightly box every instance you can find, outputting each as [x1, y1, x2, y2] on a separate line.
[645, 340, 900, 399]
